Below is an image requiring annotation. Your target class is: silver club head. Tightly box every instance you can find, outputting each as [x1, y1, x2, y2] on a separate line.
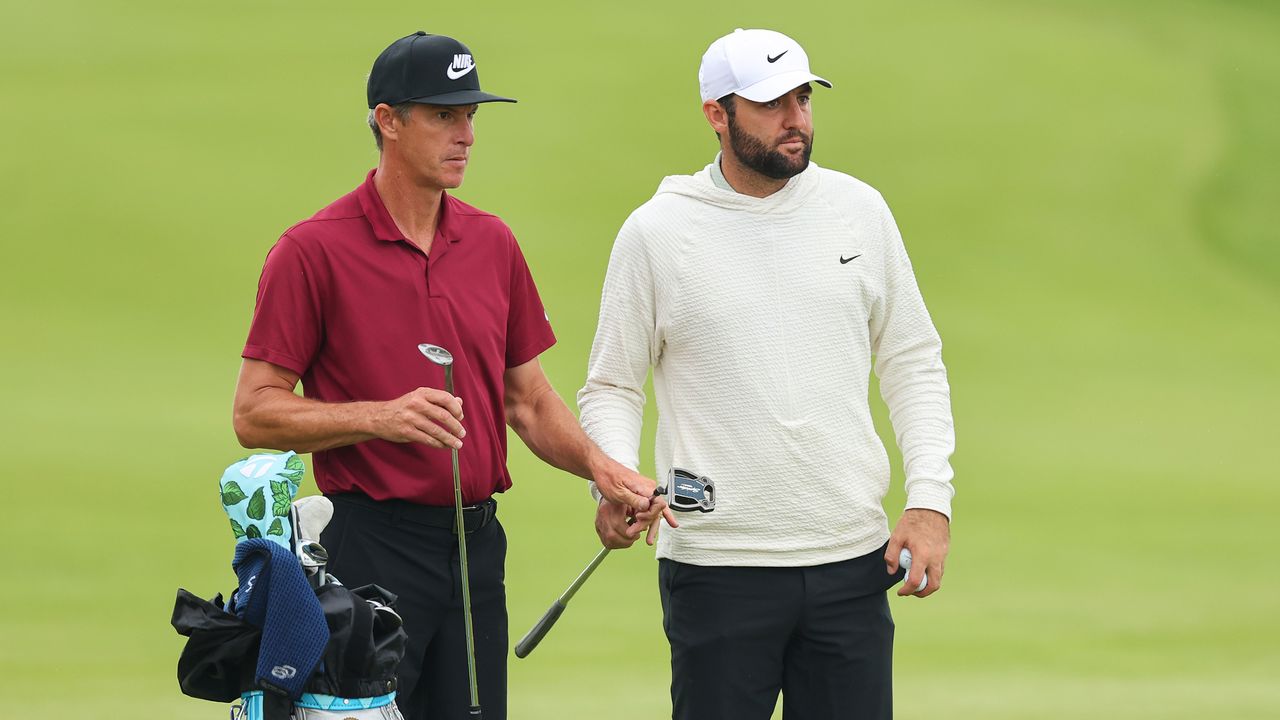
[418, 344, 454, 367]
[299, 542, 329, 569]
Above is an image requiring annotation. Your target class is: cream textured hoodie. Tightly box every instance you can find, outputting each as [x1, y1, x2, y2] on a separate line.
[578, 159, 954, 566]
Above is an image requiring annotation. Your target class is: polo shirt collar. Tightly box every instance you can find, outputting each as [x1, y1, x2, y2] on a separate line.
[436, 193, 462, 245]
[357, 169, 463, 245]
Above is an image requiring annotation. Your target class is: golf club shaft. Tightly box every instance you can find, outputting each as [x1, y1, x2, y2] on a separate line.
[514, 545, 612, 658]
[561, 546, 611, 604]
[447, 366, 482, 716]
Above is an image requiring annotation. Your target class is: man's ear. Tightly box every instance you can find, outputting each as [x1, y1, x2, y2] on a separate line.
[374, 103, 408, 144]
[703, 99, 730, 136]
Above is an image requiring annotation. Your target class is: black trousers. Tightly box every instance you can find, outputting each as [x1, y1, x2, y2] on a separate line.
[658, 544, 901, 720]
[321, 494, 507, 720]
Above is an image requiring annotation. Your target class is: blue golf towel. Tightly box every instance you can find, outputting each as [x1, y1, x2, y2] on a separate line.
[231, 539, 329, 699]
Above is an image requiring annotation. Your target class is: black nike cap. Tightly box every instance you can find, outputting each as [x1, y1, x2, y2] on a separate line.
[367, 32, 516, 108]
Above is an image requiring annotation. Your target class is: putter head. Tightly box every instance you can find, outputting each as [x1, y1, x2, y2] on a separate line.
[417, 343, 453, 367]
[664, 468, 716, 513]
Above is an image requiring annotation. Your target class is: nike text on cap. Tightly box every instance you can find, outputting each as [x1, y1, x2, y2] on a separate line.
[698, 28, 832, 103]
[367, 31, 516, 108]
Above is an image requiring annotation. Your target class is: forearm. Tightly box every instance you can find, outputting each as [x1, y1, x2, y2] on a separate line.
[875, 328, 954, 518]
[509, 381, 670, 520]
[574, 215, 657, 474]
[877, 303, 954, 513]
[233, 386, 380, 453]
[508, 384, 615, 482]
[873, 204, 955, 518]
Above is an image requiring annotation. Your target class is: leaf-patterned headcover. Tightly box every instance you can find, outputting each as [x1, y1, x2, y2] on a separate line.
[220, 452, 305, 550]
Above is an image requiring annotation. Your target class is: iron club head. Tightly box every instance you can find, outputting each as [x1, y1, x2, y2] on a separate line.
[418, 343, 455, 394]
[417, 344, 454, 367]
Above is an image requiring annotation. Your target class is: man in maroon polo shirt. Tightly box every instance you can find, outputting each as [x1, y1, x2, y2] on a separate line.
[232, 32, 671, 720]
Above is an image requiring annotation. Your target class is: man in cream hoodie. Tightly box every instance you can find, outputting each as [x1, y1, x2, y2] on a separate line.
[578, 28, 955, 720]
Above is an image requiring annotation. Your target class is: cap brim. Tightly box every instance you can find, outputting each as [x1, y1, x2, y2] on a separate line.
[736, 71, 832, 103]
[406, 89, 517, 105]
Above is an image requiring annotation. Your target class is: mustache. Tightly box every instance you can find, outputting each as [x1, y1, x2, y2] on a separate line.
[778, 130, 811, 145]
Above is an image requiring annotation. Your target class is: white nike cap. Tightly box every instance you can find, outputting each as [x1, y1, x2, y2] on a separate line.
[698, 28, 832, 103]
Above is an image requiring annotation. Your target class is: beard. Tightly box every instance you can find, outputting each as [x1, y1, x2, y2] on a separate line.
[727, 119, 813, 180]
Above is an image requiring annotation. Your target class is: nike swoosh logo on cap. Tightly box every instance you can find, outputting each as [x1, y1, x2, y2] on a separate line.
[446, 64, 475, 80]
[446, 54, 475, 80]
[767, 51, 788, 63]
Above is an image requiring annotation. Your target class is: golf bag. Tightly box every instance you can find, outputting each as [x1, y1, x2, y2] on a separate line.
[173, 580, 406, 717]
[172, 452, 407, 720]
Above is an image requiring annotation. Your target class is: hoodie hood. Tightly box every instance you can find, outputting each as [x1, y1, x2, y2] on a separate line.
[653, 153, 822, 214]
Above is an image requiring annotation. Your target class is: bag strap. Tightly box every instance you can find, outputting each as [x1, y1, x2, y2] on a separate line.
[341, 592, 376, 689]
[262, 690, 291, 720]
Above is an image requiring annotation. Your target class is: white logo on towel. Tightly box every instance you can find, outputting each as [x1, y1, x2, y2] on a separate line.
[233, 574, 257, 607]
[271, 665, 297, 679]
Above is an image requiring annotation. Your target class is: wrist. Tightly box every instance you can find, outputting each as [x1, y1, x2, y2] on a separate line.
[584, 449, 619, 486]
[903, 507, 950, 524]
[354, 400, 384, 440]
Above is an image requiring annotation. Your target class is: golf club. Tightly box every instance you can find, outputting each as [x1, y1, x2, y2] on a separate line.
[417, 342, 482, 720]
[292, 496, 334, 547]
[289, 497, 330, 586]
[292, 496, 334, 588]
[298, 542, 329, 589]
[514, 468, 716, 658]
[514, 538, 614, 659]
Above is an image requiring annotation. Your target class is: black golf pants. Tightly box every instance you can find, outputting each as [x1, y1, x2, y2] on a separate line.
[322, 495, 507, 720]
[658, 544, 899, 720]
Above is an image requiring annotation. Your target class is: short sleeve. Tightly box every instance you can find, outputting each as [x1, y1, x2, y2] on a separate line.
[504, 234, 557, 368]
[242, 234, 324, 375]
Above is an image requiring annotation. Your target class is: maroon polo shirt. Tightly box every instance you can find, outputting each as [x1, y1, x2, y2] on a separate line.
[243, 169, 556, 505]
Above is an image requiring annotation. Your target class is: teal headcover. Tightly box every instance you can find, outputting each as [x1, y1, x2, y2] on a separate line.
[219, 452, 305, 549]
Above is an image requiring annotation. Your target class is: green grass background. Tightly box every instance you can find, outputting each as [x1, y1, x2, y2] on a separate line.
[2, 0, 1278, 717]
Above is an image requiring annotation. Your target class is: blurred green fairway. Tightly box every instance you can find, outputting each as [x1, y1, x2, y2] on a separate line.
[2, 1, 1278, 717]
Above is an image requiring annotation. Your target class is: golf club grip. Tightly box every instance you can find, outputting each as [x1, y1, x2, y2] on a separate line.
[514, 600, 566, 658]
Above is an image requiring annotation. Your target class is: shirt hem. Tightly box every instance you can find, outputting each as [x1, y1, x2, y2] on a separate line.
[655, 532, 891, 567]
[506, 333, 556, 369]
[242, 345, 309, 377]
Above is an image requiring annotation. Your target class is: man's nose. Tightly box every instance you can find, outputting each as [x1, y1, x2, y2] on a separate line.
[781, 98, 807, 130]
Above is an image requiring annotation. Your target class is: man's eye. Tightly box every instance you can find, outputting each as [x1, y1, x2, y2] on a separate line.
[438, 112, 451, 120]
